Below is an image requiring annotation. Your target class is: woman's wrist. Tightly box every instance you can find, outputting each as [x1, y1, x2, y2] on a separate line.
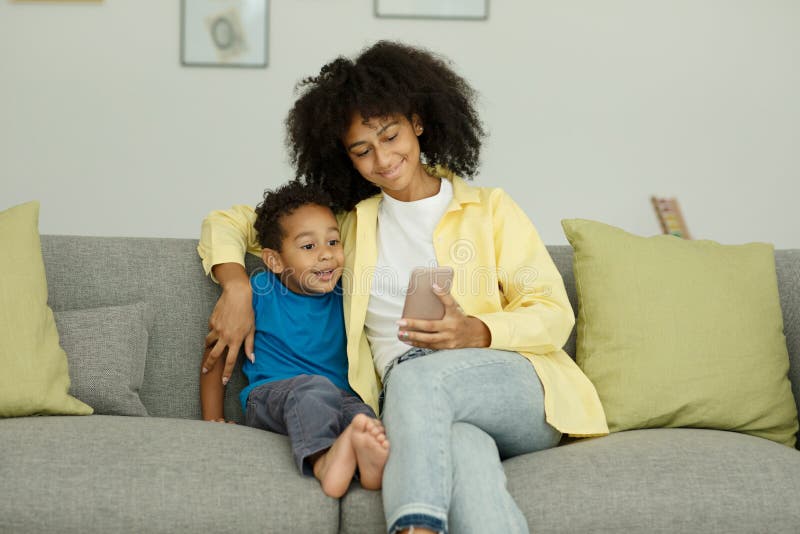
[467, 317, 492, 348]
[212, 263, 250, 291]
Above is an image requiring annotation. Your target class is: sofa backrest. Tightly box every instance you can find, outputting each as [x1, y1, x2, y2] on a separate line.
[40, 236, 800, 445]
[41, 236, 223, 420]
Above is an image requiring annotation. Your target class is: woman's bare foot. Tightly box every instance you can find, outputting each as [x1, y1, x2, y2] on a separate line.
[311, 424, 357, 498]
[350, 414, 390, 490]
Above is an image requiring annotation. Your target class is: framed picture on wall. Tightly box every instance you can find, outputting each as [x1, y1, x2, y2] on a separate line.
[374, 0, 488, 20]
[181, 0, 268, 68]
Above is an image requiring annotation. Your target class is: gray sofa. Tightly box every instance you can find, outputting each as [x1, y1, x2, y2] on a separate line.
[2, 235, 799, 533]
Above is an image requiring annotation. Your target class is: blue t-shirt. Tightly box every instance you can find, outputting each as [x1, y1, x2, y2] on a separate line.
[239, 271, 353, 412]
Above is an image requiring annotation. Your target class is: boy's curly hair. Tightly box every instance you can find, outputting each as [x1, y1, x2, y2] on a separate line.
[254, 180, 334, 251]
[286, 41, 485, 211]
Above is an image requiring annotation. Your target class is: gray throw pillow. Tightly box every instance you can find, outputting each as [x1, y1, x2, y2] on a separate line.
[54, 302, 152, 417]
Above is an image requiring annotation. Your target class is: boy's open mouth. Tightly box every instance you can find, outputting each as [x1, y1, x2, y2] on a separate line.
[314, 269, 336, 281]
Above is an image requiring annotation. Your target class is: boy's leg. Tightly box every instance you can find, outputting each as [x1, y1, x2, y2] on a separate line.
[248, 375, 370, 498]
[245, 375, 346, 475]
[340, 391, 377, 422]
[341, 393, 389, 491]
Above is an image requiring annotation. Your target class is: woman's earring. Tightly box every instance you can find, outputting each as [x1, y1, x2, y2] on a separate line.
[416, 126, 424, 135]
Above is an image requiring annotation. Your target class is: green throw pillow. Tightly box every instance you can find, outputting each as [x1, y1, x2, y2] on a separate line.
[0, 201, 93, 417]
[562, 218, 798, 447]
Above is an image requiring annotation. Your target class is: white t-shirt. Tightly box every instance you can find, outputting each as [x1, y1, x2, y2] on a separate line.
[365, 178, 454, 379]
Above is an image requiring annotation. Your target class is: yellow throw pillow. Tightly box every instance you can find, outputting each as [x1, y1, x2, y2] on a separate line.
[562, 218, 797, 447]
[0, 201, 93, 417]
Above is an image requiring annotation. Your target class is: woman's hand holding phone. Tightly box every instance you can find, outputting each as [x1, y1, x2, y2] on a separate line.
[398, 268, 491, 350]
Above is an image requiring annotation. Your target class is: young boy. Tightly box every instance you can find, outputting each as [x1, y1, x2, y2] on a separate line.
[200, 181, 389, 498]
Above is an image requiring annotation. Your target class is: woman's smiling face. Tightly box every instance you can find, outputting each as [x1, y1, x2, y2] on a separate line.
[342, 113, 428, 201]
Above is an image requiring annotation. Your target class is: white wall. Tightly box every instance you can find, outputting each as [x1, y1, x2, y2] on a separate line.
[1, 1, 798, 247]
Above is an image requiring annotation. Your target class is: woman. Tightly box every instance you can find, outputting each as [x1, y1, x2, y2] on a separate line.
[198, 41, 608, 534]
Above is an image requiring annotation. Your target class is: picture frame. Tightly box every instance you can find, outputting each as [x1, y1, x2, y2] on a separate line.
[374, 0, 488, 21]
[181, 0, 268, 68]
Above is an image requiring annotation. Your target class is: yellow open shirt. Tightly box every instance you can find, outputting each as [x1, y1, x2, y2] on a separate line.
[198, 173, 609, 437]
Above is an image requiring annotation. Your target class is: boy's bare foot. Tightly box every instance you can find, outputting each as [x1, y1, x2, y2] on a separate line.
[312, 424, 357, 498]
[350, 413, 390, 490]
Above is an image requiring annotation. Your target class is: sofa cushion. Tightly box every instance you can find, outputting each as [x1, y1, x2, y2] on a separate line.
[54, 302, 152, 417]
[507, 429, 800, 533]
[340, 485, 385, 534]
[562, 218, 798, 447]
[0, 201, 92, 417]
[0, 416, 339, 534]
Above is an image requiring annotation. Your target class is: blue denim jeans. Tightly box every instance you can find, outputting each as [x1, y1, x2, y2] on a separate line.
[378, 347, 435, 413]
[380, 348, 561, 534]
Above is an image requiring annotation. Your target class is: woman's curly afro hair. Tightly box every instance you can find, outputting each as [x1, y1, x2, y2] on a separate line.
[253, 180, 334, 251]
[286, 41, 485, 211]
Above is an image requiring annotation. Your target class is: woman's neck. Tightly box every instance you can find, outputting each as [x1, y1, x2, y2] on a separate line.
[383, 167, 441, 202]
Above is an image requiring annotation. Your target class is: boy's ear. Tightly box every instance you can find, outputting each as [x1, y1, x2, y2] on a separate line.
[261, 249, 284, 274]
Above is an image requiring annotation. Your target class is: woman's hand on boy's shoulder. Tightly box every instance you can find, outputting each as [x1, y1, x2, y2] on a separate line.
[204, 272, 255, 385]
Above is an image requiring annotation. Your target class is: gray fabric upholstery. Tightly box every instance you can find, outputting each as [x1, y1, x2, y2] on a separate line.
[0, 415, 338, 534]
[340, 485, 385, 534]
[54, 302, 151, 416]
[776, 249, 800, 438]
[17, 236, 798, 533]
[548, 245, 579, 360]
[508, 428, 800, 533]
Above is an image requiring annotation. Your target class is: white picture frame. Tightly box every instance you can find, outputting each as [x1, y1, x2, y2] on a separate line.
[181, 0, 268, 68]
[375, 0, 488, 20]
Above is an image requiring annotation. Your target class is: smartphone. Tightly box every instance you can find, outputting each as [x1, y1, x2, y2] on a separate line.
[401, 267, 455, 324]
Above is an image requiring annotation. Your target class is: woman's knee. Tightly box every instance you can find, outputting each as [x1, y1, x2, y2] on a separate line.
[450, 423, 502, 472]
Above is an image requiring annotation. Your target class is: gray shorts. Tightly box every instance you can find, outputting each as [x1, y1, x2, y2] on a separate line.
[245, 374, 376, 476]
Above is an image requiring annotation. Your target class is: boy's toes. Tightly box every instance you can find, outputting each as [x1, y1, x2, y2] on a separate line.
[350, 413, 371, 431]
